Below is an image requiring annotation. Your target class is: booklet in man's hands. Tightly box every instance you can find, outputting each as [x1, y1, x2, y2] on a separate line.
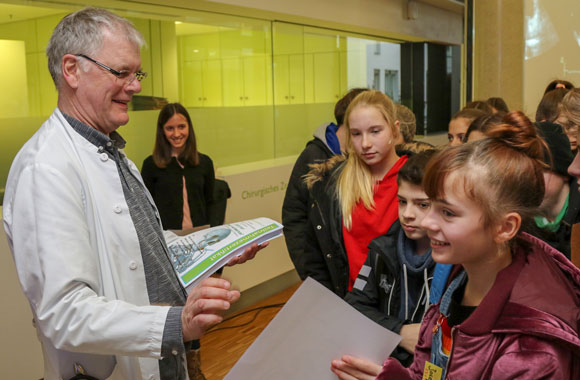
[165, 217, 283, 292]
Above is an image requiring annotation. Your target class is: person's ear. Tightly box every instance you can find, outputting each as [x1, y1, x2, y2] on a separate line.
[494, 212, 521, 244]
[394, 120, 401, 138]
[62, 54, 81, 89]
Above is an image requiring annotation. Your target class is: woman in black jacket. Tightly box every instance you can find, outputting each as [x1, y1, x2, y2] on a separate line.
[141, 103, 215, 380]
[142, 103, 215, 230]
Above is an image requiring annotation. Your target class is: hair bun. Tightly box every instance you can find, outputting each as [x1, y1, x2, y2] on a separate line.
[484, 111, 547, 164]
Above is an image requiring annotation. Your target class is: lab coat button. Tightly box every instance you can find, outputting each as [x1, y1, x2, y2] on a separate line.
[129, 261, 138, 270]
[113, 205, 122, 214]
[100, 153, 108, 162]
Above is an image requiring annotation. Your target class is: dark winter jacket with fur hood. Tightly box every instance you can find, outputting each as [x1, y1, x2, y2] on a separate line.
[302, 155, 349, 296]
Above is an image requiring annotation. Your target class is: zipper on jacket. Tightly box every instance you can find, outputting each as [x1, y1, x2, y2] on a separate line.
[443, 327, 456, 378]
[387, 278, 396, 315]
[314, 199, 327, 226]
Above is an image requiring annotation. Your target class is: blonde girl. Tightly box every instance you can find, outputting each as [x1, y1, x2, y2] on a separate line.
[303, 90, 408, 296]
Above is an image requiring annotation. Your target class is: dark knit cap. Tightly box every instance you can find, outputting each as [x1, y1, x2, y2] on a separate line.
[535, 121, 574, 177]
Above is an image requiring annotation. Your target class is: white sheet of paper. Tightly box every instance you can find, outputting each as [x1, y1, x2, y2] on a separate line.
[225, 277, 402, 380]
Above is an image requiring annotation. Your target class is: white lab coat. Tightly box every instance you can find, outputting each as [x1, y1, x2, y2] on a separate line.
[3, 109, 182, 380]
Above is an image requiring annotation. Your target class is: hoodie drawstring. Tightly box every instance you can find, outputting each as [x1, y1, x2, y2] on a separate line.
[403, 264, 409, 320]
[409, 268, 432, 321]
[424, 268, 431, 315]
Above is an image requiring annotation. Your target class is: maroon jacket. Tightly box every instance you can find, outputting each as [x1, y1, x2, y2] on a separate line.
[377, 233, 580, 380]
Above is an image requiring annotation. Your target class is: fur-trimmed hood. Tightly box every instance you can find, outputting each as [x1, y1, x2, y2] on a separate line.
[303, 154, 346, 190]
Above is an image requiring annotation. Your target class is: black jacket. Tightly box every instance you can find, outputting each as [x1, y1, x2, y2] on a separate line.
[302, 156, 350, 297]
[344, 221, 435, 367]
[282, 123, 338, 279]
[534, 179, 580, 259]
[141, 154, 215, 229]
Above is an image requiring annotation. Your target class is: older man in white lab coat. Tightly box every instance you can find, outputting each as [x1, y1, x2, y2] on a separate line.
[2, 7, 264, 380]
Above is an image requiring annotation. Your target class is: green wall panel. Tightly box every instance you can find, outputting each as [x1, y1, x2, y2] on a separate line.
[0, 19, 38, 52]
[0, 7, 408, 204]
[35, 14, 62, 54]
[123, 106, 275, 172]
[129, 17, 153, 97]
[273, 103, 335, 158]
[0, 40, 29, 118]
[0, 116, 47, 196]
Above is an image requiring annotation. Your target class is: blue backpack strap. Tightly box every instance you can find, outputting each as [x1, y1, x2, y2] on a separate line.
[429, 263, 453, 304]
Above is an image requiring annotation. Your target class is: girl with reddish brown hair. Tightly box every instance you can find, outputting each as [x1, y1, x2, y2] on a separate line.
[375, 111, 580, 379]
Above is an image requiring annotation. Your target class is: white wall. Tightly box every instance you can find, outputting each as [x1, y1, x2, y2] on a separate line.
[523, 0, 580, 115]
[366, 42, 401, 101]
[0, 209, 44, 378]
[200, 0, 463, 44]
[217, 159, 295, 291]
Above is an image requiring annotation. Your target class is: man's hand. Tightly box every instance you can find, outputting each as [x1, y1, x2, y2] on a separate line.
[399, 323, 421, 354]
[330, 355, 382, 380]
[181, 277, 240, 342]
[225, 241, 269, 266]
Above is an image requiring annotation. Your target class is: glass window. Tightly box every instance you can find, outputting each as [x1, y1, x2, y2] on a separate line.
[174, 14, 274, 167]
[373, 69, 380, 89]
[384, 70, 399, 102]
[0, 2, 461, 203]
[272, 22, 404, 157]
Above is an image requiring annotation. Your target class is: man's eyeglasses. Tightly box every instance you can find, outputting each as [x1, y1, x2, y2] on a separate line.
[75, 54, 147, 84]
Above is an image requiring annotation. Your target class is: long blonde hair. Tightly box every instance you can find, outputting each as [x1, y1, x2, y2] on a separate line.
[337, 90, 399, 229]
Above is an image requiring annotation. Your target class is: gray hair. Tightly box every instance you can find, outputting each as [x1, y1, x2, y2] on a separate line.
[46, 7, 145, 88]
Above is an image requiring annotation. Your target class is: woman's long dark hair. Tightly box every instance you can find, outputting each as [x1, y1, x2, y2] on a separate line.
[152, 103, 199, 168]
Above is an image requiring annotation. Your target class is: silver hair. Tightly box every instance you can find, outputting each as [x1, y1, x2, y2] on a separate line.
[46, 7, 145, 89]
